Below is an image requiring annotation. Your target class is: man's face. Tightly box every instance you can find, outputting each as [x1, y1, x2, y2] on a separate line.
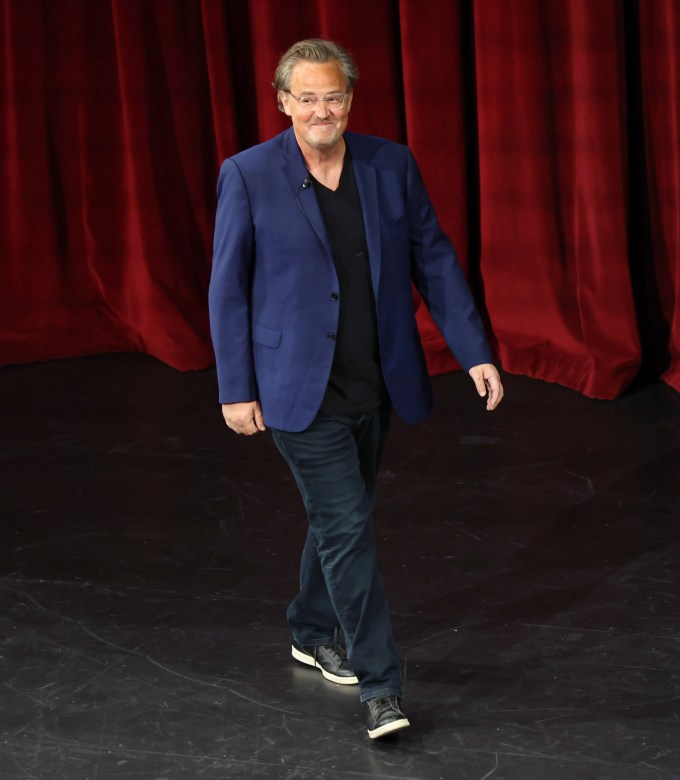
[279, 61, 353, 154]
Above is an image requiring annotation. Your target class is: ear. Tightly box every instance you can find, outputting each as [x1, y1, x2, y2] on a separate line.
[344, 91, 353, 113]
[279, 91, 292, 116]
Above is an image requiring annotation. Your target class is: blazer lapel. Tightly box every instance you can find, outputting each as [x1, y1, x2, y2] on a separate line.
[347, 135, 382, 296]
[280, 129, 333, 262]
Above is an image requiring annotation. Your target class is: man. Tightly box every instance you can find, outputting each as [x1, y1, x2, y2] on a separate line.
[209, 39, 503, 740]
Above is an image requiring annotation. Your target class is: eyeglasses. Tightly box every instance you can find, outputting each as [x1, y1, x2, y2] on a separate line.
[287, 92, 348, 110]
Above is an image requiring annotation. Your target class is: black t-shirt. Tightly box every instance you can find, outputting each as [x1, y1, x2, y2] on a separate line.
[312, 152, 387, 415]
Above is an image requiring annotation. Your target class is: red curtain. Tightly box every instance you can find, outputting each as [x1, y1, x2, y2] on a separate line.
[1, 0, 679, 398]
[639, 0, 680, 393]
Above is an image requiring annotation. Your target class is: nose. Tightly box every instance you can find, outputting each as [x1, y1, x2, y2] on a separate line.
[313, 99, 331, 118]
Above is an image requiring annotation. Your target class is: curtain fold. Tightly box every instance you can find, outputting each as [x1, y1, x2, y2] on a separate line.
[398, 0, 474, 377]
[1, 0, 678, 399]
[639, 0, 680, 392]
[474, 0, 640, 398]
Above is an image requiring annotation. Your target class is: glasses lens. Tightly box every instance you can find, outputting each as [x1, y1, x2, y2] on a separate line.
[293, 93, 345, 110]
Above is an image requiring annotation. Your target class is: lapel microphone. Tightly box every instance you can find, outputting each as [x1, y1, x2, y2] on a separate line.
[302, 174, 312, 189]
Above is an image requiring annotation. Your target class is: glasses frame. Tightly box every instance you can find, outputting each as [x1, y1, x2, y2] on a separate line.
[286, 91, 349, 111]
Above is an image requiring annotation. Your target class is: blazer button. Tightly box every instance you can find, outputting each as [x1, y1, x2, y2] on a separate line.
[327, 332, 336, 341]
[330, 292, 339, 301]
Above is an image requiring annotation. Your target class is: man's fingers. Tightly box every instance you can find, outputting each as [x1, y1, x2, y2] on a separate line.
[469, 368, 487, 397]
[468, 364, 504, 411]
[232, 415, 259, 435]
[231, 420, 258, 435]
[485, 375, 504, 411]
[253, 404, 266, 432]
[221, 401, 265, 435]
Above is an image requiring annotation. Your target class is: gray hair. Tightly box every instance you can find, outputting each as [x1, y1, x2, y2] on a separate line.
[273, 39, 359, 111]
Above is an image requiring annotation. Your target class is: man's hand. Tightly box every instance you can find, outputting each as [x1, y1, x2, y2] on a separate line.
[221, 401, 266, 435]
[468, 364, 504, 411]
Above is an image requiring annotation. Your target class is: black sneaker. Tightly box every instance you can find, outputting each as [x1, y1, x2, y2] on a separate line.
[291, 638, 359, 685]
[365, 696, 410, 739]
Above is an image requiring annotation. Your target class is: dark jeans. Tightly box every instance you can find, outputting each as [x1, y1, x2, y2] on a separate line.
[271, 405, 402, 702]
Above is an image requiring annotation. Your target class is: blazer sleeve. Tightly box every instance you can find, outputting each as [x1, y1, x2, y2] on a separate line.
[208, 159, 258, 404]
[405, 148, 494, 371]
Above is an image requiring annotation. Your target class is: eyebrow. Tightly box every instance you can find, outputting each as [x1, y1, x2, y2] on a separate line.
[296, 89, 343, 95]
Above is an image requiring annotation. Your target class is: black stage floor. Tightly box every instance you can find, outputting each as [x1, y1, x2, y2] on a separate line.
[1, 355, 679, 779]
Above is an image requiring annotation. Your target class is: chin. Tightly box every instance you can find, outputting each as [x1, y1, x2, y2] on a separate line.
[308, 132, 341, 149]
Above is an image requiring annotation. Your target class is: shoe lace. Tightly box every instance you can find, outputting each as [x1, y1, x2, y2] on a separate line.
[369, 695, 400, 716]
[314, 641, 347, 663]
[313, 626, 348, 664]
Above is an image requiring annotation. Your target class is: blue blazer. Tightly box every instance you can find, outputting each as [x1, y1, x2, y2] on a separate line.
[209, 127, 492, 432]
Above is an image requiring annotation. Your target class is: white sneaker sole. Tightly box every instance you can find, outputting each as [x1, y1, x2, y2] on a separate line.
[291, 644, 359, 685]
[367, 716, 411, 739]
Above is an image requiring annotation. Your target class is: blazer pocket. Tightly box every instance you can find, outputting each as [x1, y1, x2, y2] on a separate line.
[252, 323, 281, 349]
